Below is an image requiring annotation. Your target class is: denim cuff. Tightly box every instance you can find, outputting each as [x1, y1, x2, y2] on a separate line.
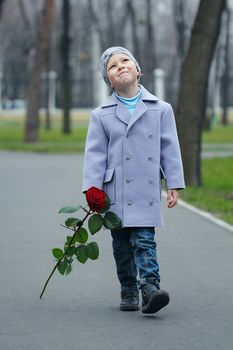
[138, 278, 160, 289]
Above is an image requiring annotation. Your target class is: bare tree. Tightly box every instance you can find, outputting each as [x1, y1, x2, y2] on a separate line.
[24, 0, 55, 142]
[88, 0, 158, 91]
[126, 0, 140, 61]
[18, 0, 36, 69]
[0, 0, 6, 19]
[19, 0, 32, 31]
[88, 0, 105, 50]
[221, 3, 231, 125]
[88, 0, 129, 50]
[61, 0, 72, 134]
[176, 0, 226, 186]
[140, 0, 156, 92]
[173, 0, 189, 62]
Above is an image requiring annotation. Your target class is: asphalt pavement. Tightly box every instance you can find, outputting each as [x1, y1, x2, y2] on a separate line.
[1, 151, 233, 350]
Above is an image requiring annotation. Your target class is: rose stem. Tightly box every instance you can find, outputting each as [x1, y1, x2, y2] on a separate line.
[39, 209, 91, 299]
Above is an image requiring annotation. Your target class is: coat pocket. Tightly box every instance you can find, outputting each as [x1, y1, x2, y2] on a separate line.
[103, 168, 116, 204]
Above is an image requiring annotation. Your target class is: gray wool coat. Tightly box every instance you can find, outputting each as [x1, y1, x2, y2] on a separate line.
[82, 85, 185, 227]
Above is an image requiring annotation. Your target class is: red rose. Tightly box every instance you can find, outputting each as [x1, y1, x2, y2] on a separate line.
[86, 187, 107, 212]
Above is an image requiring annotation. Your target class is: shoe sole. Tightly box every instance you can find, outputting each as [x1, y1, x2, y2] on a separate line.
[142, 291, 170, 314]
[120, 305, 139, 311]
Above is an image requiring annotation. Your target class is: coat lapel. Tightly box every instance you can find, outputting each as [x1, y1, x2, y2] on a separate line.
[101, 92, 131, 125]
[126, 85, 159, 133]
[116, 102, 131, 125]
[126, 99, 146, 132]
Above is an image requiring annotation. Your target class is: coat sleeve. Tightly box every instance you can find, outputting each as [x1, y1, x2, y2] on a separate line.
[82, 110, 108, 192]
[160, 103, 185, 190]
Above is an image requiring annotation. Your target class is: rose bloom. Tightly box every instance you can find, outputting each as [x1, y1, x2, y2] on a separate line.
[86, 187, 107, 212]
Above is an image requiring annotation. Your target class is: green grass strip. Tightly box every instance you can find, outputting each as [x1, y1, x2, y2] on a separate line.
[180, 157, 233, 225]
[0, 120, 87, 153]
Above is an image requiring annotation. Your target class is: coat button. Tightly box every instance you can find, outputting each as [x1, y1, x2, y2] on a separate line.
[149, 201, 154, 206]
[148, 156, 153, 161]
[126, 179, 131, 183]
[148, 179, 153, 184]
[128, 200, 133, 205]
[148, 134, 153, 138]
[126, 155, 131, 160]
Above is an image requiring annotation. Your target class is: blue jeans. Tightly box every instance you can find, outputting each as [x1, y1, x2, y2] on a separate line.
[111, 227, 160, 293]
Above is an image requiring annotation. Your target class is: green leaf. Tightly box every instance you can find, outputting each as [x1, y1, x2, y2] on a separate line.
[65, 217, 81, 227]
[86, 242, 99, 260]
[57, 259, 68, 275]
[97, 194, 111, 214]
[75, 245, 88, 264]
[65, 263, 72, 275]
[64, 236, 75, 251]
[65, 246, 76, 257]
[75, 227, 88, 243]
[88, 214, 103, 235]
[66, 235, 76, 245]
[68, 257, 73, 264]
[103, 211, 122, 230]
[59, 205, 82, 214]
[52, 248, 63, 260]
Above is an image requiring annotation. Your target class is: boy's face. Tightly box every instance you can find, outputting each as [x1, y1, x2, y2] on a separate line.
[106, 53, 139, 90]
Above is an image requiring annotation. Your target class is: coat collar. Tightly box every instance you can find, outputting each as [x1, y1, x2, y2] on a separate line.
[101, 84, 159, 108]
[101, 85, 159, 132]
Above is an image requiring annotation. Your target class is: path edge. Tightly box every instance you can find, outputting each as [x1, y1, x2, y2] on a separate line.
[162, 191, 233, 233]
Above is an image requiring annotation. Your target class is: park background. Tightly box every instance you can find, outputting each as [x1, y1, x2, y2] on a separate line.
[0, 0, 232, 225]
[1, 2, 233, 350]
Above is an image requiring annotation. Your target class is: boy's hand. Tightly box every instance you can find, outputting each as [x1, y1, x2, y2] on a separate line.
[167, 189, 179, 208]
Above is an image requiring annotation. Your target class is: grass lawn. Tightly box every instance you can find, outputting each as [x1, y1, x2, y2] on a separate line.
[0, 117, 233, 225]
[0, 119, 87, 153]
[202, 124, 233, 143]
[180, 157, 233, 225]
[184, 124, 233, 225]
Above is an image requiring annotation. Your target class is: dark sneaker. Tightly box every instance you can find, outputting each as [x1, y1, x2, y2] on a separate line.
[141, 283, 169, 314]
[120, 291, 139, 311]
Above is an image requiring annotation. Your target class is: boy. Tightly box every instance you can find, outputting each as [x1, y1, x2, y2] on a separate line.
[82, 47, 185, 314]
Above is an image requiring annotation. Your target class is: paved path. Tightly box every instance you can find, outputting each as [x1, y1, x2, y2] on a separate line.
[1, 152, 233, 350]
[202, 143, 233, 158]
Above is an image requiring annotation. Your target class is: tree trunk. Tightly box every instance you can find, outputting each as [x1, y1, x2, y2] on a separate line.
[0, 0, 6, 19]
[127, 0, 141, 63]
[24, 0, 55, 142]
[176, 0, 226, 186]
[106, 0, 116, 45]
[45, 71, 51, 130]
[88, 0, 130, 51]
[61, 0, 72, 134]
[88, 0, 105, 51]
[221, 5, 231, 125]
[173, 0, 187, 62]
[142, 0, 156, 92]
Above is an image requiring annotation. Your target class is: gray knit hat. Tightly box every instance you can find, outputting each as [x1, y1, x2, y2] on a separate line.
[99, 46, 141, 88]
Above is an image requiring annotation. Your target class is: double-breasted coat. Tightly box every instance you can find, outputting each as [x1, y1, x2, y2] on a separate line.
[82, 85, 185, 227]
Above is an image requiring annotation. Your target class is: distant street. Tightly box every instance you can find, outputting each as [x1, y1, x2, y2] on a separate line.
[1, 151, 233, 350]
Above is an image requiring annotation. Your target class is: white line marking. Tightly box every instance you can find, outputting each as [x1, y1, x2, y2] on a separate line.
[162, 191, 233, 233]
